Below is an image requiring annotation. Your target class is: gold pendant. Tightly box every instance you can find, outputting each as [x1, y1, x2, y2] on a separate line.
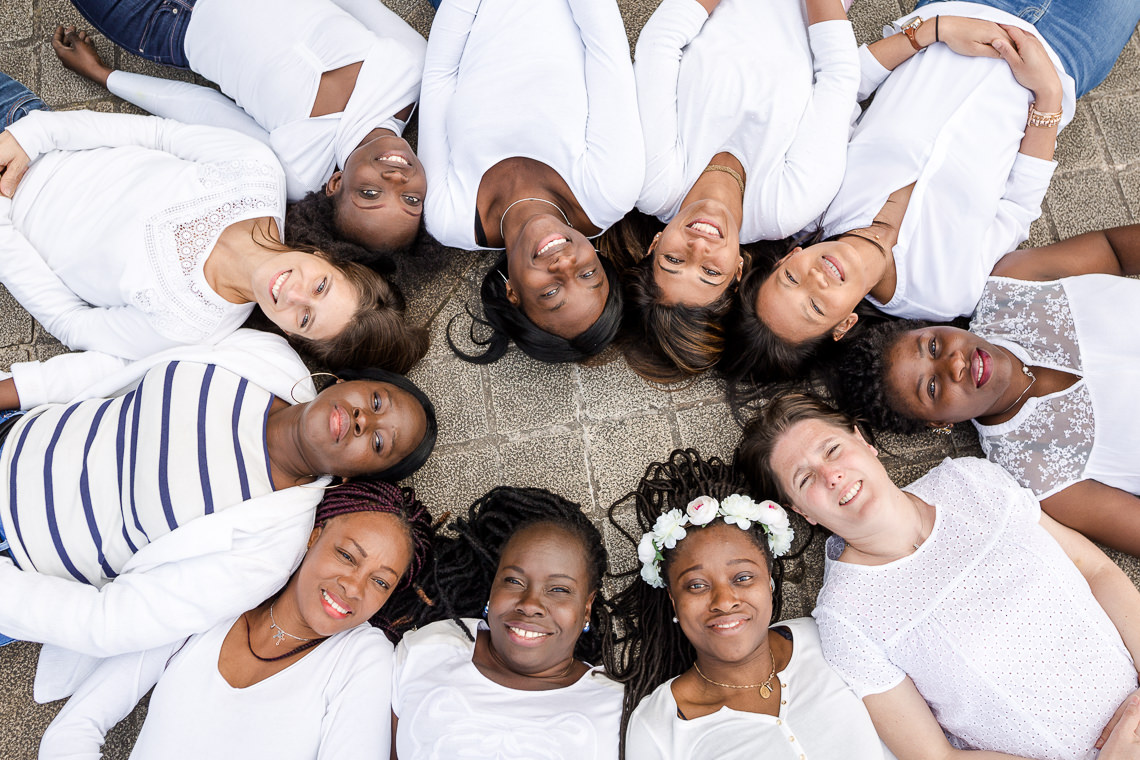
[759, 683, 772, 699]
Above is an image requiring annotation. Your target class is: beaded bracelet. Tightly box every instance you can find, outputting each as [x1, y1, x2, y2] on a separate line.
[1027, 102, 1063, 129]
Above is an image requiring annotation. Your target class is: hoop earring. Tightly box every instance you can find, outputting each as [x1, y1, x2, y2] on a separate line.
[297, 476, 345, 491]
[769, 578, 776, 593]
[289, 372, 341, 404]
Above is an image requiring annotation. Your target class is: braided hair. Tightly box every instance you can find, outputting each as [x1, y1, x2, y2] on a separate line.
[603, 449, 812, 758]
[311, 477, 436, 641]
[407, 486, 610, 664]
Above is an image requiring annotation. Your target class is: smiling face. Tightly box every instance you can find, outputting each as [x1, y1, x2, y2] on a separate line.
[251, 251, 360, 340]
[327, 133, 426, 251]
[289, 511, 414, 638]
[485, 522, 596, 678]
[666, 522, 772, 667]
[885, 326, 1017, 425]
[756, 241, 867, 344]
[296, 380, 428, 478]
[769, 418, 892, 540]
[503, 215, 608, 339]
[651, 200, 743, 306]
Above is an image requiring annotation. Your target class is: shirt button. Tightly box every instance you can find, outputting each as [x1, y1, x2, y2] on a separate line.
[172, 7, 178, 12]
[789, 736, 796, 742]
[781, 700, 787, 705]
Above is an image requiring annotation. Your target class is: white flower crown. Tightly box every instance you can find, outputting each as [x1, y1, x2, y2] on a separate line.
[637, 494, 795, 589]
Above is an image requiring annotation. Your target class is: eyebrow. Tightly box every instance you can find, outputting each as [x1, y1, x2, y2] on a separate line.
[659, 260, 719, 287]
[501, 566, 579, 582]
[351, 539, 368, 559]
[388, 389, 400, 452]
[912, 335, 927, 403]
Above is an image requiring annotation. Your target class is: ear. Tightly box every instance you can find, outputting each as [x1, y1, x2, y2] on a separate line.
[307, 524, 324, 550]
[831, 312, 859, 341]
[735, 256, 745, 281]
[583, 590, 597, 623]
[504, 279, 521, 307]
[788, 502, 818, 526]
[852, 425, 879, 456]
[325, 171, 342, 197]
[647, 232, 661, 257]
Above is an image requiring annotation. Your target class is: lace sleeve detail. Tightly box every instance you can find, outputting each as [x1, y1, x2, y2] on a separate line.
[971, 278, 1081, 371]
[979, 383, 1094, 498]
[138, 159, 283, 343]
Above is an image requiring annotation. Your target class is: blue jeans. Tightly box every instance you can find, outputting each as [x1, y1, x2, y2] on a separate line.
[914, 0, 1140, 97]
[0, 72, 48, 132]
[69, 0, 196, 69]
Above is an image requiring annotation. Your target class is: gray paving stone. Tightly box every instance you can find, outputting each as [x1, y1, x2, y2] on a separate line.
[1094, 94, 1140, 167]
[408, 356, 489, 447]
[585, 412, 676, 510]
[1120, 166, 1140, 217]
[666, 368, 726, 405]
[0, 47, 40, 93]
[1054, 103, 1108, 174]
[1044, 169, 1130, 240]
[499, 430, 593, 511]
[674, 401, 739, 462]
[487, 350, 578, 433]
[37, 37, 114, 106]
[1088, 37, 1140, 98]
[0, 0, 34, 44]
[0, 286, 34, 346]
[408, 446, 504, 516]
[577, 356, 671, 420]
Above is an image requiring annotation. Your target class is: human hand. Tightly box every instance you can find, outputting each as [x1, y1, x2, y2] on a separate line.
[933, 16, 1011, 59]
[1099, 694, 1140, 759]
[993, 24, 1062, 105]
[0, 131, 31, 199]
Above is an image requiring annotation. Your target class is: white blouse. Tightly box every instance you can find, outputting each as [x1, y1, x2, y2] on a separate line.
[635, 0, 859, 241]
[822, 1, 1077, 321]
[970, 275, 1140, 499]
[418, 0, 644, 250]
[1, 109, 282, 359]
[814, 456, 1136, 759]
[106, 0, 427, 201]
[627, 617, 887, 760]
[392, 619, 624, 759]
[39, 620, 393, 759]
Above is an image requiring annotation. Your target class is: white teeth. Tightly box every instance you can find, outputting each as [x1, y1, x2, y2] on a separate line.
[838, 481, 861, 506]
[976, 357, 984, 385]
[381, 154, 410, 166]
[713, 620, 743, 629]
[271, 272, 288, 302]
[509, 626, 549, 639]
[322, 589, 349, 615]
[538, 237, 568, 256]
[823, 258, 842, 280]
[688, 221, 722, 237]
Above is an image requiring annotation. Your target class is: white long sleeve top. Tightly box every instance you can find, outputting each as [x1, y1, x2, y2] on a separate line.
[635, 0, 859, 241]
[822, 1, 1077, 321]
[418, 0, 644, 250]
[1, 109, 284, 359]
[38, 621, 393, 760]
[0, 331, 325, 703]
[165, 0, 426, 201]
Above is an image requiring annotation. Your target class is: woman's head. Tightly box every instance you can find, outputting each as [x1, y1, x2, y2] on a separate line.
[604, 450, 797, 747]
[420, 486, 609, 668]
[293, 369, 437, 481]
[649, 199, 744, 307]
[288, 479, 434, 638]
[448, 251, 623, 364]
[325, 133, 427, 254]
[736, 392, 894, 538]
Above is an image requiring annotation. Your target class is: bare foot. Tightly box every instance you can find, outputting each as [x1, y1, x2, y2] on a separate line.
[52, 25, 113, 88]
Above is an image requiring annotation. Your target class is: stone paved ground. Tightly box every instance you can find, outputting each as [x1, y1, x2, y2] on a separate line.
[1, 0, 1138, 756]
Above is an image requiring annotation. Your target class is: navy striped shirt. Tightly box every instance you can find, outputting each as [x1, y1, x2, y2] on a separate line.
[0, 361, 275, 586]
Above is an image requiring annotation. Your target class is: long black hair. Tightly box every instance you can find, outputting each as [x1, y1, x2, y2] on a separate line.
[448, 252, 624, 364]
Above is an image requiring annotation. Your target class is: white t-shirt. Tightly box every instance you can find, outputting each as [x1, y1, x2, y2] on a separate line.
[418, 0, 643, 250]
[971, 275, 1140, 499]
[814, 457, 1136, 759]
[392, 619, 624, 759]
[822, 1, 1077, 321]
[627, 617, 887, 760]
[635, 0, 859, 241]
[39, 619, 394, 759]
[2, 110, 281, 358]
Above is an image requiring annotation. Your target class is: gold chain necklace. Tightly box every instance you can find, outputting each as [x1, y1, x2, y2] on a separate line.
[692, 647, 778, 699]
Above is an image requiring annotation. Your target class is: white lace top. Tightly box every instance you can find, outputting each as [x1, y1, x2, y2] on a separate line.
[1, 110, 284, 359]
[392, 619, 624, 759]
[814, 456, 1137, 760]
[970, 274, 1140, 499]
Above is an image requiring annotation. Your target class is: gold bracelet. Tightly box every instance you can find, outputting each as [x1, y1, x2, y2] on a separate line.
[1027, 102, 1062, 129]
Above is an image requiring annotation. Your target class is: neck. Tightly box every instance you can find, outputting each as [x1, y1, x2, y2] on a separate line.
[680, 156, 745, 235]
[204, 218, 281, 305]
[693, 630, 779, 688]
[978, 346, 1035, 423]
[264, 401, 318, 489]
[354, 126, 397, 153]
[839, 231, 894, 302]
[843, 491, 932, 565]
[498, 197, 570, 250]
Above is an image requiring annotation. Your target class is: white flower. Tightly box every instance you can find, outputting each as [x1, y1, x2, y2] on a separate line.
[637, 532, 659, 564]
[652, 509, 689, 550]
[754, 500, 791, 534]
[720, 493, 761, 531]
[768, 526, 795, 558]
[685, 495, 719, 526]
[640, 561, 664, 588]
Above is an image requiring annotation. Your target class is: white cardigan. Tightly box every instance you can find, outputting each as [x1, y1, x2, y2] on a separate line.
[1, 109, 284, 359]
[0, 331, 324, 703]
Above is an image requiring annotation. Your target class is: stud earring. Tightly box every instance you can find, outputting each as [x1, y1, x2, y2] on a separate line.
[482, 602, 489, 618]
[672, 616, 678, 624]
[582, 621, 591, 634]
[770, 578, 776, 593]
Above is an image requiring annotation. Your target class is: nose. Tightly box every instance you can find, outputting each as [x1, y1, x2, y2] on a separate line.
[339, 570, 367, 602]
[516, 585, 545, 616]
[709, 582, 741, 614]
[809, 264, 829, 288]
[546, 248, 578, 273]
[282, 285, 313, 307]
[822, 463, 845, 489]
[351, 406, 379, 436]
[381, 167, 410, 184]
[943, 349, 968, 384]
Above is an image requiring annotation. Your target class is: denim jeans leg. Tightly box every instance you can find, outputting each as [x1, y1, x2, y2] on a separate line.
[913, 0, 1140, 97]
[0, 72, 49, 133]
[68, 0, 197, 69]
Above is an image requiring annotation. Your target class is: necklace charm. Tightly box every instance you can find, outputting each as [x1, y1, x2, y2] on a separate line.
[759, 682, 773, 699]
[272, 629, 286, 646]
[268, 603, 312, 647]
[693, 645, 779, 700]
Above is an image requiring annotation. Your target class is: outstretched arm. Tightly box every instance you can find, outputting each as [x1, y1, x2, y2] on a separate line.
[865, 678, 1032, 760]
[1040, 480, 1140, 561]
[992, 224, 1140, 280]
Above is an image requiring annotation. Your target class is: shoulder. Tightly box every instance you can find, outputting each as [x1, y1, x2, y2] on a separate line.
[627, 679, 678, 750]
[579, 666, 626, 702]
[399, 618, 478, 652]
[906, 456, 1021, 499]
